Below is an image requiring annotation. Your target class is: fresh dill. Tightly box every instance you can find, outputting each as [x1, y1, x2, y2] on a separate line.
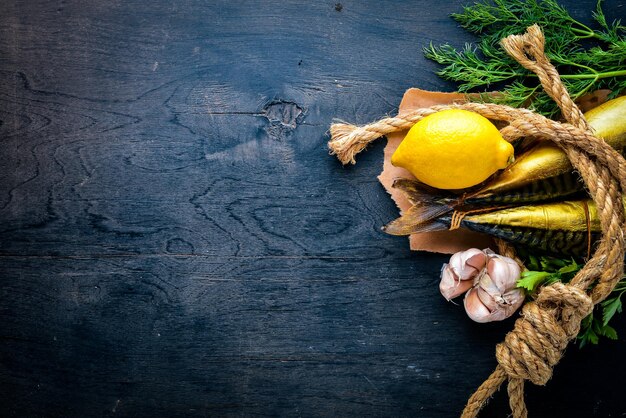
[424, 0, 626, 117]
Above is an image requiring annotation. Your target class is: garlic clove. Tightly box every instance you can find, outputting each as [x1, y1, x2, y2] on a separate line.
[489, 292, 524, 322]
[440, 264, 474, 301]
[465, 249, 488, 272]
[475, 285, 499, 311]
[478, 273, 501, 298]
[486, 254, 521, 291]
[503, 288, 525, 310]
[486, 306, 509, 322]
[449, 248, 487, 281]
[464, 264, 525, 323]
[464, 288, 493, 323]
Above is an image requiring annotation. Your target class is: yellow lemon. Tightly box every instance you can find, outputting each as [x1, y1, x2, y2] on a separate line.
[391, 109, 514, 189]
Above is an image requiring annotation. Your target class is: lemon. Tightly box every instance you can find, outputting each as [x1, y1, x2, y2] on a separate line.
[391, 109, 514, 190]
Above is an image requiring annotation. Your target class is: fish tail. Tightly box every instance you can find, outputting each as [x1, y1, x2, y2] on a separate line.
[382, 218, 449, 236]
[391, 178, 457, 223]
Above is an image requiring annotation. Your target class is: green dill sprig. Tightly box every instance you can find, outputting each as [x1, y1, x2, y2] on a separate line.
[516, 253, 625, 347]
[425, 0, 626, 117]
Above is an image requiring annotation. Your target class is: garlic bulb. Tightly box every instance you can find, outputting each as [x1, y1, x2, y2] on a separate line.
[463, 253, 524, 323]
[439, 248, 487, 301]
[440, 248, 525, 322]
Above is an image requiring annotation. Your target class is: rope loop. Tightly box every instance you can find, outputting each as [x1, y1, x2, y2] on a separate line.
[495, 283, 592, 386]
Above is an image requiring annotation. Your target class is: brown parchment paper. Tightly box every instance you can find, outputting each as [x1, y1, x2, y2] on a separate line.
[378, 88, 612, 255]
[378, 88, 493, 254]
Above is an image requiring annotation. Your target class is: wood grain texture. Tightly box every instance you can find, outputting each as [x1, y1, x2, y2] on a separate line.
[1, 0, 625, 417]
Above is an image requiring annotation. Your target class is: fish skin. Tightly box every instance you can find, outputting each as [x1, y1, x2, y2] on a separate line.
[385, 199, 603, 257]
[469, 95, 626, 203]
[460, 200, 601, 256]
[463, 169, 585, 205]
[463, 200, 600, 232]
[461, 221, 598, 257]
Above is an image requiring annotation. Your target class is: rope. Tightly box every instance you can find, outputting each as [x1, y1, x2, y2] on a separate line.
[450, 211, 465, 230]
[327, 25, 626, 417]
[582, 200, 592, 260]
[449, 207, 513, 231]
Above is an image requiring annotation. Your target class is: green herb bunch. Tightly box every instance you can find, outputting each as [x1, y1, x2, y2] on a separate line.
[425, 0, 626, 116]
[517, 254, 626, 347]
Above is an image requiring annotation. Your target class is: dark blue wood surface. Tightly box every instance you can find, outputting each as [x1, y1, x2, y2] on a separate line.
[1, 1, 625, 417]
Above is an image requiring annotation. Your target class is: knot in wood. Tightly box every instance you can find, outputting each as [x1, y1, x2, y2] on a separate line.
[495, 283, 593, 386]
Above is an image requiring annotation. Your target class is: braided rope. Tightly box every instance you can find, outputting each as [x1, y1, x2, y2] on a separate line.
[327, 25, 626, 417]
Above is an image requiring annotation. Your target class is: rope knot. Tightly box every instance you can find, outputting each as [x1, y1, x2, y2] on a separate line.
[495, 283, 592, 386]
[536, 282, 594, 337]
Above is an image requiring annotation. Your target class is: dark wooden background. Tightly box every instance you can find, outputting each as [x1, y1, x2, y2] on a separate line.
[1, 1, 625, 417]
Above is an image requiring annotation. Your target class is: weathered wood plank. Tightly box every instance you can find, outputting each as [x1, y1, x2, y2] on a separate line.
[1, 255, 625, 417]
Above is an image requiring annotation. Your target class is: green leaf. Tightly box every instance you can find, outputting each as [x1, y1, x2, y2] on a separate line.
[586, 329, 600, 345]
[578, 326, 599, 347]
[581, 313, 593, 330]
[601, 294, 623, 326]
[578, 307, 621, 347]
[598, 324, 618, 340]
[517, 271, 551, 292]
[558, 260, 580, 274]
[527, 254, 540, 271]
[578, 313, 598, 348]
